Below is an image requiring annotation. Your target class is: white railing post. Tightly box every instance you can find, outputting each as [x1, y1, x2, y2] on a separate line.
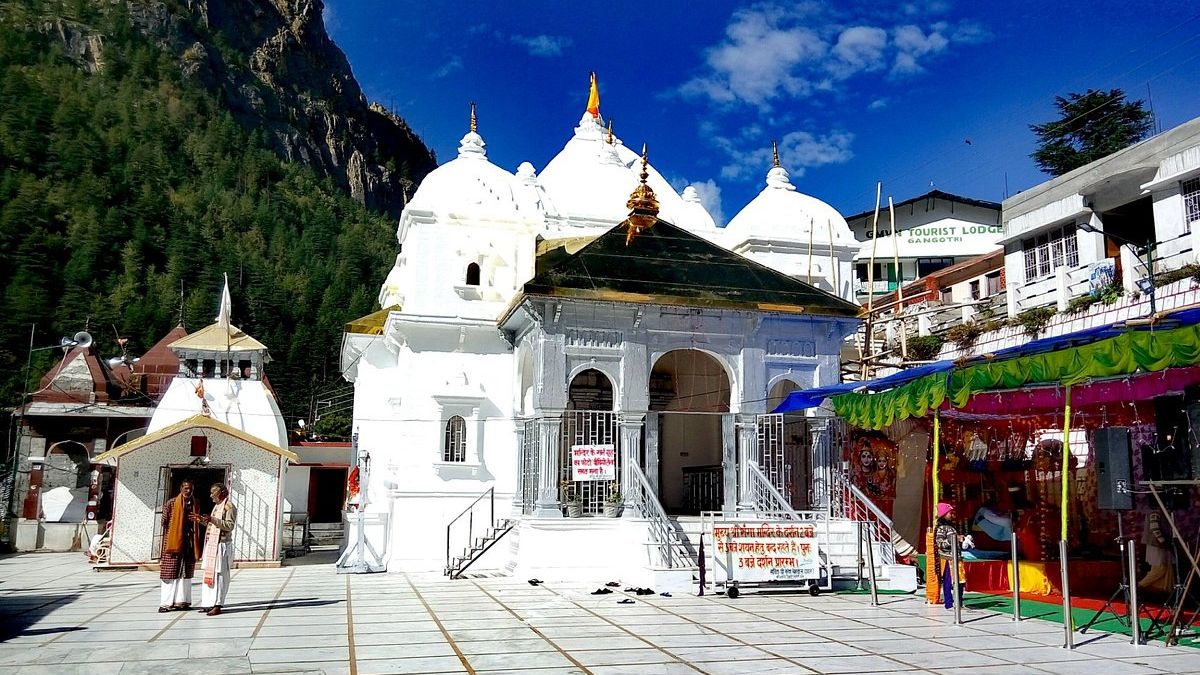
[736, 415, 758, 510]
[618, 415, 644, 517]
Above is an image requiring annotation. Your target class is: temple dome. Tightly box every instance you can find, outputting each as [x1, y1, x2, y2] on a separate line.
[675, 185, 718, 234]
[724, 164, 855, 247]
[405, 129, 532, 223]
[539, 114, 685, 226]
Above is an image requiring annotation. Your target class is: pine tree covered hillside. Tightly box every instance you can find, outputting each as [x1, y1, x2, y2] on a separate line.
[0, 0, 437, 431]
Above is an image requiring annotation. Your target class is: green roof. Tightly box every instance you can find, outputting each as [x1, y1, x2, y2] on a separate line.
[522, 218, 862, 317]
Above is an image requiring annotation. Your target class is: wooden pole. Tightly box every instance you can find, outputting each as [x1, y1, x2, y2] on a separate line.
[862, 183, 882, 379]
[890, 197, 907, 360]
[828, 218, 838, 297]
[932, 410, 941, 513]
[807, 217, 815, 285]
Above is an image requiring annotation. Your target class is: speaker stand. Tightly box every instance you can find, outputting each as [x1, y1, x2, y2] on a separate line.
[1080, 514, 1132, 634]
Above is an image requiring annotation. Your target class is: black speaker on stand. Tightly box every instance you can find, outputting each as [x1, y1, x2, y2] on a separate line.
[1095, 427, 1133, 511]
[1081, 427, 1135, 635]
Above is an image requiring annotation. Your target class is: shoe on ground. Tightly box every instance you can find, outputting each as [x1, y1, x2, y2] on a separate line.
[605, 581, 620, 587]
[528, 579, 543, 586]
[590, 588, 612, 595]
[617, 598, 635, 604]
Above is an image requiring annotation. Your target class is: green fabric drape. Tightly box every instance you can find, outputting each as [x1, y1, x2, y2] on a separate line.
[833, 323, 1200, 430]
[832, 372, 946, 429]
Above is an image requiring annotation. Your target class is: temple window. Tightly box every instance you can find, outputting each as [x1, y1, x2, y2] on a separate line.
[443, 416, 467, 462]
[465, 262, 481, 286]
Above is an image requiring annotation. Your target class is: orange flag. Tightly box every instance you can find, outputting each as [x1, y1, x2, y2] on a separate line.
[586, 72, 600, 118]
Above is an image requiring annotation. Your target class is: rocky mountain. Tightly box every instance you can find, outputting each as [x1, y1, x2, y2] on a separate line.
[36, 0, 436, 217]
[0, 0, 437, 427]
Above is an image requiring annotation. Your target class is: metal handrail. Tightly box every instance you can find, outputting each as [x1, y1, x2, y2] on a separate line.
[746, 462, 801, 521]
[628, 462, 692, 569]
[831, 471, 897, 565]
[446, 487, 494, 569]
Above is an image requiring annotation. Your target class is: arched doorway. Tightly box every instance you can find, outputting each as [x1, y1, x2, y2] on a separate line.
[650, 350, 730, 514]
[764, 378, 814, 510]
[561, 368, 618, 515]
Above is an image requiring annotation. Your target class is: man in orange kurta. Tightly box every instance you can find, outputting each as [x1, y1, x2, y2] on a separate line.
[158, 480, 201, 612]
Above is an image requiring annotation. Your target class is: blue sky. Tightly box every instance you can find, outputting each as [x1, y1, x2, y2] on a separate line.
[325, 1, 1200, 224]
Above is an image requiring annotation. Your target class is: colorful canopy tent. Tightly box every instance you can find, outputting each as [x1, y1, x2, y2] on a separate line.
[778, 305, 1200, 593]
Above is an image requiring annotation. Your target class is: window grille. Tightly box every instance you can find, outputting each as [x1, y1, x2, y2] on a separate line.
[1022, 224, 1078, 281]
[1184, 177, 1200, 225]
[443, 416, 467, 462]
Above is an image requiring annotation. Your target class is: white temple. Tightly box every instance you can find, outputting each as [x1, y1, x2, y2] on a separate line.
[340, 87, 886, 585]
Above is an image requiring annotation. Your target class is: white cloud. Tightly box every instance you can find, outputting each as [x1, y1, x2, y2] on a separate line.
[868, 98, 889, 111]
[689, 179, 726, 226]
[829, 26, 888, 79]
[717, 129, 854, 180]
[510, 34, 573, 57]
[892, 24, 949, 75]
[678, 3, 984, 108]
[431, 56, 463, 79]
[680, 4, 826, 110]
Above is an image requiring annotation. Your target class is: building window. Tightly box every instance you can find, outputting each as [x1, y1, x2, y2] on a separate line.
[1184, 177, 1200, 225]
[970, 280, 981, 300]
[917, 257, 953, 277]
[443, 416, 467, 462]
[1022, 224, 1078, 281]
[940, 287, 953, 303]
[465, 263, 481, 286]
[986, 271, 1002, 296]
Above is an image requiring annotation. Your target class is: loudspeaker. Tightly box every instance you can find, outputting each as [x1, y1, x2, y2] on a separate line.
[1094, 427, 1133, 510]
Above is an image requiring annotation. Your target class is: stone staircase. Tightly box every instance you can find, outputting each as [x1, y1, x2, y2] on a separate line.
[308, 522, 345, 550]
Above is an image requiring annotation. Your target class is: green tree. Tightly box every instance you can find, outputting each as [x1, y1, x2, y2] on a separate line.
[1030, 89, 1154, 176]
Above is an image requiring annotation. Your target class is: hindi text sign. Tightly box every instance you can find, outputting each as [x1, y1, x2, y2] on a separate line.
[570, 444, 616, 481]
[712, 521, 819, 582]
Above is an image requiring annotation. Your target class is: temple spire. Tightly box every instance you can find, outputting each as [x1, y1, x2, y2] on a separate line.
[772, 139, 780, 168]
[624, 144, 659, 244]
[469, 101, 477, 133]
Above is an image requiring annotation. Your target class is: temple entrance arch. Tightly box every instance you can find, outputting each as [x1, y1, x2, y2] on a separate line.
[761, 377, 813, 510]
[561, 368, 618, 515]
[649, 350, 731, 514]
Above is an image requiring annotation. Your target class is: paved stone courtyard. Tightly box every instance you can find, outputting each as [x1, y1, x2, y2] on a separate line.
[1, 553, 1197, 674]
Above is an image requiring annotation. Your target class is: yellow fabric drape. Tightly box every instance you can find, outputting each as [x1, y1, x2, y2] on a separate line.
[1060, 386, 1071, 541]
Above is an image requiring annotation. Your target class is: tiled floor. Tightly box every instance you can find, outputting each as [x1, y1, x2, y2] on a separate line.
[1, 553, 1197, 674]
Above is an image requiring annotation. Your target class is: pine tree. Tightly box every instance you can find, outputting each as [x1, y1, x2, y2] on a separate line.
[1030, 89, 1154, 176]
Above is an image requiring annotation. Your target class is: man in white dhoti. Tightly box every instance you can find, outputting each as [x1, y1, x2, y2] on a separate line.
[196, 483, 237, 616]
[159, 480, 200, 612]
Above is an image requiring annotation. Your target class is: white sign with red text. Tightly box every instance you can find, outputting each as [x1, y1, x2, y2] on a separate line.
[570, 444, 616, 481]
[711, 521, 820, 582]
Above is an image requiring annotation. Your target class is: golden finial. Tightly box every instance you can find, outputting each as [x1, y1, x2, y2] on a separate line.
[607, 119, 614, 145]
[624, 143, 659, 244]
[772, 139, 780, 167]
[469, 101, 477, 133]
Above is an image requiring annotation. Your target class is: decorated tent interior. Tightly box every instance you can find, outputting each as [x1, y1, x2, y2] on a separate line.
[777, 308, 1200, 609]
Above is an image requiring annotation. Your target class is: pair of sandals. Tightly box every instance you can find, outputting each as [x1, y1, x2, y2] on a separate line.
[197, 605, 222, 616]
[158, 603, 190, 613]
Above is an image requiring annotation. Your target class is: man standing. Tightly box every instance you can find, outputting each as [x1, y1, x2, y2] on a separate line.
[197, 483, 237, 616]
[159, 480, 201, 612]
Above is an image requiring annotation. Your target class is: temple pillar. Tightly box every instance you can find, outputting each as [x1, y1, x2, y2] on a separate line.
[533, 416, 563, 518]
[721, 413, 737, 515]
[619, 414, 644, 517]
[644, 412, 660, 497]
[736, 414, 759, 510]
